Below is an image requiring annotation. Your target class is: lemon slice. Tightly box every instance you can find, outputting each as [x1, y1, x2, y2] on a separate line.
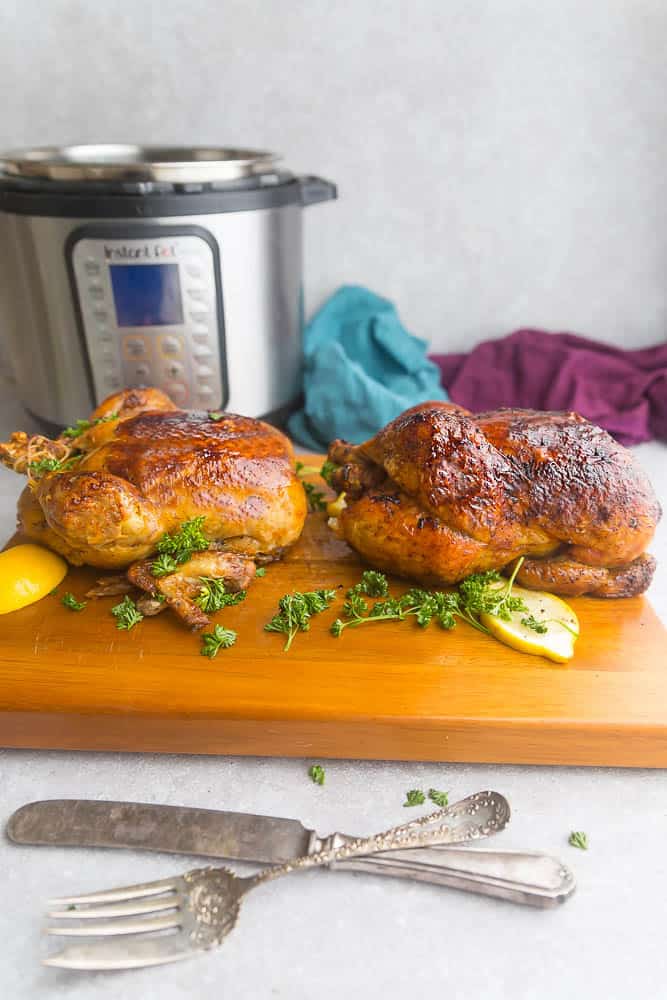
[480, 585, 579, 663]
[0, 544, 68, 614]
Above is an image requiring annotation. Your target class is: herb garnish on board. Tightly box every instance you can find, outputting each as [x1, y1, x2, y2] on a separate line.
[331, 559, 538, 637]
[264, 589, 337, 651]
[200, 624, 237, 658]
[111, 595, 144, 631]
[61, 592, 86, 612]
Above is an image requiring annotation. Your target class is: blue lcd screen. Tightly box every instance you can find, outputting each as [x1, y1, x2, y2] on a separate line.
[109, 263, 184, 327]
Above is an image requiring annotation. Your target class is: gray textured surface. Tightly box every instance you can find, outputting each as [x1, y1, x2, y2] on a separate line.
[1, 390, 667, 998]
[2, 0, 667, 351]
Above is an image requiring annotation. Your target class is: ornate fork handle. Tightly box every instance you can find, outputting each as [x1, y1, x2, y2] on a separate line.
[250, 790, 508, 888]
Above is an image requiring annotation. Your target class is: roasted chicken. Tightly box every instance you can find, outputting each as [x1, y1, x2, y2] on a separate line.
[1, 387, 307, 627]
[327, 402, 660, 597]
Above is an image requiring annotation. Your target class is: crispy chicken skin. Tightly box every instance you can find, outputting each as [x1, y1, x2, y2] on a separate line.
[2, 386, 307, 579]
[328, 402, 660, 597]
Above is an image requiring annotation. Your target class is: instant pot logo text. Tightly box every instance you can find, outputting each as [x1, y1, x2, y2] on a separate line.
[103, 244, 177, 261]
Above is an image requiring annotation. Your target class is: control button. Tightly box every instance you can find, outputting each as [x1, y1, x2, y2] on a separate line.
[192, 331, 209, 345]
[93, 309, 108, 323]
[103, 374, 122, 390]
[186, 264, 202, 278]
[187, 288, 207, 302]
[196, 387, 215, 403]
[190, 311, 208, 324]
[85, 259, 101, 276]
[98, 327, 113, 342]
[195, 365, 214, 380]
[89, 285, 105, 301]
[158, 335, 184, 357]
[122, 336, 148, 360]
[164, 361, 185, 380]
[164, 381, 188, 403]
[193, 351, 213, 365]
[129, 363, 151, 381]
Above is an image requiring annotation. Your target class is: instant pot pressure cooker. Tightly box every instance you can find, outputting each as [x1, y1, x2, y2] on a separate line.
[0, 145, 336, 427]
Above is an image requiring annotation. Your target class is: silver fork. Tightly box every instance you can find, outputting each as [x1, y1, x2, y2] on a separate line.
[44, 790, 510, 970]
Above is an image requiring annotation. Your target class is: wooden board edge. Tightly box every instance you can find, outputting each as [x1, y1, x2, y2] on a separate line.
[3, 711, 667, 767]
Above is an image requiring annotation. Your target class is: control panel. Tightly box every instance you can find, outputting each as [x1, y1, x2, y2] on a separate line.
[69, 228, 227, 409]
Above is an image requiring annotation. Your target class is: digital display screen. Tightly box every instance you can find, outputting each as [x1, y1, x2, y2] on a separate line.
[110, 263, 183, 327]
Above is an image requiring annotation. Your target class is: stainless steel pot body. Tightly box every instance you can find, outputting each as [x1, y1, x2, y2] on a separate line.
[0, 146, 336, 427]
[0, 204, 303, 425]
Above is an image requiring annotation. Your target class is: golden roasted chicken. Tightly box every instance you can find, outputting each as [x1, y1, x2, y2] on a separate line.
[1, 387, 307, 627]
[327, 402, 660, 597]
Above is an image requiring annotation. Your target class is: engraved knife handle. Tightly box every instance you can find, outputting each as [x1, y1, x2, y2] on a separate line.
[331, 846, 576, 908]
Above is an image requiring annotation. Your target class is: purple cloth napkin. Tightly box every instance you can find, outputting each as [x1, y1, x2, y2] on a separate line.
[431, 329, 667, 446]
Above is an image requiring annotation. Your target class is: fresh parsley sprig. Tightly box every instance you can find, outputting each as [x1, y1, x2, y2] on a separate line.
[195, 578, 247, 614]
[111, 594, 144, 631]
[403, 789, 426, 807]
[151, 517, 209, 576]
[428, 788, 449, 808]
[201, 624, 237, 658]
[61, 592, 86, 612]
[319, 460, 337, 487]
[308, 764, 325, 786]
[330, 560, 548, 638]
[568, 831, 588, 850]
[264, 588, 337, 652]
[62, 412, 119, 439]
[295, 460, 331, 512]
[28, 456, 80, 478]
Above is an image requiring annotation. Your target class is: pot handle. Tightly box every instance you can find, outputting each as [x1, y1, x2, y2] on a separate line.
[298, 175, 337, 206]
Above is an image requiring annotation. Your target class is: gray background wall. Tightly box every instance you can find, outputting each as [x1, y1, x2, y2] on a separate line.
[2, 0, 667, 352]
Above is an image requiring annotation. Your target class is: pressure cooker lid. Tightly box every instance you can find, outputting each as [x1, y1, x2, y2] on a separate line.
[0, 144, 281, 184]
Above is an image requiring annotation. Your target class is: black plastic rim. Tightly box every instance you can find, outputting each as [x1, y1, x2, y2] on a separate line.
[0, 175, 304, 218]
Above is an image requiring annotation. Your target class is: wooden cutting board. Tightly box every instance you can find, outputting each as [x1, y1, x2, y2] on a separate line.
[1, 458, 666, 766]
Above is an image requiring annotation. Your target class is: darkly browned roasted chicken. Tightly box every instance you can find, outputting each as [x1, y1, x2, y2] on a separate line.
[1, 387, 307, 627]
[327, 402, 660, 597]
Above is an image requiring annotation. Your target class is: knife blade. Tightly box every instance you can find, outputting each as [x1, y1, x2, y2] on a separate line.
[7, 800, 311, 864]
[6, 799, 575, 907]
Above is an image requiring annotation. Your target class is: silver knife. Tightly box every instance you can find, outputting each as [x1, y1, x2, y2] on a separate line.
[6, 799, 574, 907]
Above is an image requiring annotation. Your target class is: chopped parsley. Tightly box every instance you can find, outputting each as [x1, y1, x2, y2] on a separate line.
[61, 592, 86, 612]
[295, 460, 328, 512]
[28, 456, 80, 478]
[195, 578, 246, 614]
[330, 560, 545, 638]
[308, 764, 325, 786]
[428, 788, 449, 808]
[208, 411, 225, 422]
[151, 516, 209, 576]
[403, 789, 426, 807]
[62, 412, 119, 439]
[111, 595, 144, 631]
[568, 831, 588, 850]
[255, 567, 266, 578]
[264, 588, 337, 652]
[200, 624, 237, 658]
[150, 553, 179, 578]
[319, 460, 337, 487]
[521, 613, 549, 634]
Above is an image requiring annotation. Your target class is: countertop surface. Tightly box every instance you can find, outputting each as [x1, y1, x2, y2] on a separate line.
[1, 389, 666, 1000]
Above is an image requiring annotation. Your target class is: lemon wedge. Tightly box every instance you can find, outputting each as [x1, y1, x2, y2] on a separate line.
[480, 585, 579, 663]
[0, 544, 68, 614]
[326, 491, 347, 518]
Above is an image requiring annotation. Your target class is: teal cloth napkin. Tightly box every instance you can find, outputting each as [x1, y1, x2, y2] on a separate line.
[288, 285, 448, 449]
